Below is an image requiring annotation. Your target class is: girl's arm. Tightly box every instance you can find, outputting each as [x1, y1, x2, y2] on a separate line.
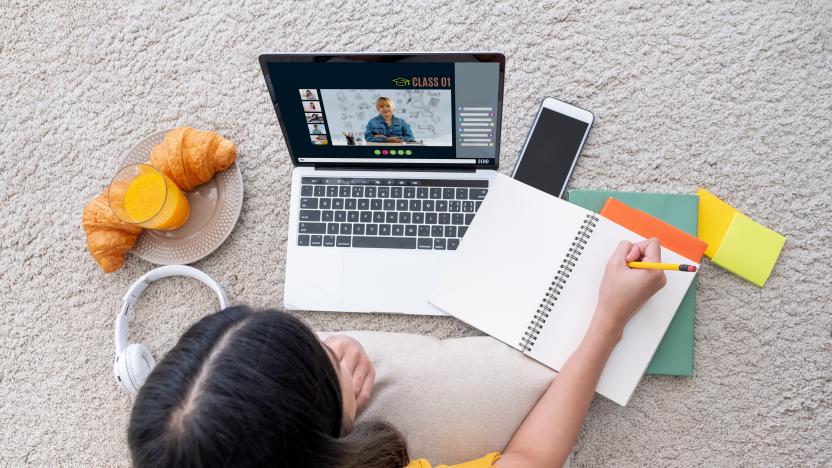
[496, 238, 667, 468]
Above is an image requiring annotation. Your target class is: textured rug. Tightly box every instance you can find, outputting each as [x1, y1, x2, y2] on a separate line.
[2, 0, 831, 466]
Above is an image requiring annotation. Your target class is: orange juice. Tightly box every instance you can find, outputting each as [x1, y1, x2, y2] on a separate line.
[122, 170, 190, 230]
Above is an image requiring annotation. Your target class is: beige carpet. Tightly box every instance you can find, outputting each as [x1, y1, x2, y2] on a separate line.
[2, 0, 831, 466]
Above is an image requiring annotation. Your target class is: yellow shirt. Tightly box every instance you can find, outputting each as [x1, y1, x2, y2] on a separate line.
[406, 452, 500, 468]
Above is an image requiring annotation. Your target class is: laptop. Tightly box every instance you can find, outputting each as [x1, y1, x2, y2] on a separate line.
[259, 53, 505, 315]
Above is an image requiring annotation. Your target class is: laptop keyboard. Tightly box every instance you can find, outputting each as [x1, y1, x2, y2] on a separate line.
[296, 177, 487, 250]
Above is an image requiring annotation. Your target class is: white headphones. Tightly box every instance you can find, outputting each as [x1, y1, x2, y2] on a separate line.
[114, 265, 230, 394]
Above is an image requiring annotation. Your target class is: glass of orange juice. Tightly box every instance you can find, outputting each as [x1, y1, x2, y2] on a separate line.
[108, 163, 190, 230]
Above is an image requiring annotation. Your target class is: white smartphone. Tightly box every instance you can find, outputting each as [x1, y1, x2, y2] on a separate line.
[512, 97, 594, 198]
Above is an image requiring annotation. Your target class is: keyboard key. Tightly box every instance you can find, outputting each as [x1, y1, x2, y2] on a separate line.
[409, 200, 422, 211]
[300, 198, 318, 209]
[378, 187, 390, 198]
[352, 186, 364, 198]
[431, 226, 443, 237]
[439, 213, 450, 224]
[322, 210, 334, 222]
[348, 211, 359, 222]
[399, 212, 411, 224]
[384, 199, 396, 211]
[476, 201, 483, 210]
[452, 213, 463, 225]
[434, 238, 446, 250]
[327, 223, 339, 234]
[404, 187, 415, 198]
[417, 187, 429, 199]
[371, 199, 383, 210]
[333, 199, 344, 210]
[358, 199, 370, 210]
[465, 214, 475, 225]
[470, 189, 488, 200]
[335, 211, 346, 222]
[373, 212, 385, 223]
[413, 213, 425, 224]
[339, 186, 350, 197]
[392, 224, 404, 236]
[360, 211, 372, 222]
[298, 234, 310, 246]
[396, 200, 408, 211]
[423, 200, 435, 211]
[352, 236, 416, 249]
[417, 238, 433, 250]
[320, 198, 332, 209]
[445, 226, 457, 238]
[379, 224, 392, 236]
[449, 201, 461, 212]
[436, 201, 448, 212]
[391, 187, 403, 198]
[340, 224, 352, 235]
[299, 222, 326, 234]
[299, 210, 320, 221]
[458, 226, 468, 237]
[456, 188, 468, 200]
[323, 235, 336, 247]
[385, 212, 398, 223]
[314, 186, 326, 197]
[345, 199, 357, 210]
[366, 224, 378, 235]
[336, 236, 351, 247]
[426, 213, 437, 224]
[430, 188, 441, 199]
[365, 186, 377, 198]
[448, 238, 460, 250]
[301, 185, 313, 196]
[405, 225, 417, 236]
[326, 186, 338, 197]
[353, 224, 365, 235]
[442, 188, 454, 199]
[310, 235, 322, 246]
[418, 225, 430, 236]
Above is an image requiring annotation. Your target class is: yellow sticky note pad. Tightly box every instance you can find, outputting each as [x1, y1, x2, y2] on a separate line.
[697, 188, 739, 258]
[712, 213, 786, 287]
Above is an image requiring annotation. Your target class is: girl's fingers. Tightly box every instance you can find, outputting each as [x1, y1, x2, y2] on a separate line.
[625, 243, 641, 262]
[355, 366, 376, 410]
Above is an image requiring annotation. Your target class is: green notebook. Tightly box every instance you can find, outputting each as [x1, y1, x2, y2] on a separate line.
[567, 189, 699, 376]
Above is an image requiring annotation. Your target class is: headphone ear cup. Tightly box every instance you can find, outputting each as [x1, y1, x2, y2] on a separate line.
[115, 344, 156, 394]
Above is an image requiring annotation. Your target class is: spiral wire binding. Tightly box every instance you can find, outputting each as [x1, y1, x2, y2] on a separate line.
[519, 213, 599, 353]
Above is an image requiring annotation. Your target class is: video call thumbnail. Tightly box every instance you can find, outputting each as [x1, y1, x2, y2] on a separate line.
[319, 89, 452, 146]
[303, 101, 320, 112]
[306, 113, 324, 123]
[308, 124, 326, 135]
[299, 89, 319, 100]
[310, 135, 328, 145]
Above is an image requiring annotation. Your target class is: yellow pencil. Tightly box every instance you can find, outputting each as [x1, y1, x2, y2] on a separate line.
[627, 262, 697, 272]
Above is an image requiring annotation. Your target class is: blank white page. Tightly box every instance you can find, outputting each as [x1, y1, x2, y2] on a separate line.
[528, 216, 697, 406]
[429, 174, 592, 352]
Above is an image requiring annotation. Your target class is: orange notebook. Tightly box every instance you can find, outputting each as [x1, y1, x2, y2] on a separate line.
[600, 198, 707, 262]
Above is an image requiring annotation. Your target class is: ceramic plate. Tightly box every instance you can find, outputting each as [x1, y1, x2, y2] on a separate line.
[120, 129, 243, 265]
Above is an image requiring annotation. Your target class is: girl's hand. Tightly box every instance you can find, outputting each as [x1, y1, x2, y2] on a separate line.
[323, 335, 376, 410]
[594, 238, 667, 337]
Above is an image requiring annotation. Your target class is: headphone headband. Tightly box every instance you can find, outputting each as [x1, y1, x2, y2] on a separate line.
[114, 265, 230, 355]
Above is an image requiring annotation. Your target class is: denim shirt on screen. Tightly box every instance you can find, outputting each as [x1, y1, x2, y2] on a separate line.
[364, 115, 416, 142]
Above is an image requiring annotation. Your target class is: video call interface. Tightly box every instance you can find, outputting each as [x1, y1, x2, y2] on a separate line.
[265, 61, 501, 165]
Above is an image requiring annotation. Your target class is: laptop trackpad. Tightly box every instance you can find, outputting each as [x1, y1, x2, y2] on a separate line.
[342, 251, 447, 315]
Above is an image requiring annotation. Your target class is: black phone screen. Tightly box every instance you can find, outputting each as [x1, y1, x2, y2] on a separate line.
[513, 107, 590, 198]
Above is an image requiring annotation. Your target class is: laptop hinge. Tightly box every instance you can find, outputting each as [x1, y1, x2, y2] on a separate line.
[314, 165, 476, 173]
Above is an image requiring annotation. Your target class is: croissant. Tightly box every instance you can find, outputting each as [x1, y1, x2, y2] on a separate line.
[149, 127, 237, 191]
[82, 190, 143, 273]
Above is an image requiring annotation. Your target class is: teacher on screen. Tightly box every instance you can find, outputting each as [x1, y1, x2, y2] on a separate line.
[365, 97, 416, 143]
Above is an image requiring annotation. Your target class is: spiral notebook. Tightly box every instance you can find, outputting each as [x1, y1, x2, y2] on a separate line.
[429, 174, 698, 406]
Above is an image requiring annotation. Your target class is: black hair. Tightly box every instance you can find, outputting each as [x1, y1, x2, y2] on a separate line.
[128, 306, 408, 468]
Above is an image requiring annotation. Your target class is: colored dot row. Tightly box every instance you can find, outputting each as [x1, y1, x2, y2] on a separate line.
[374, 149, 412, 156]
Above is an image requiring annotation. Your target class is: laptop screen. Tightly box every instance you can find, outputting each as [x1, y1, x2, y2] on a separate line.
[260, 54, 504, 168]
